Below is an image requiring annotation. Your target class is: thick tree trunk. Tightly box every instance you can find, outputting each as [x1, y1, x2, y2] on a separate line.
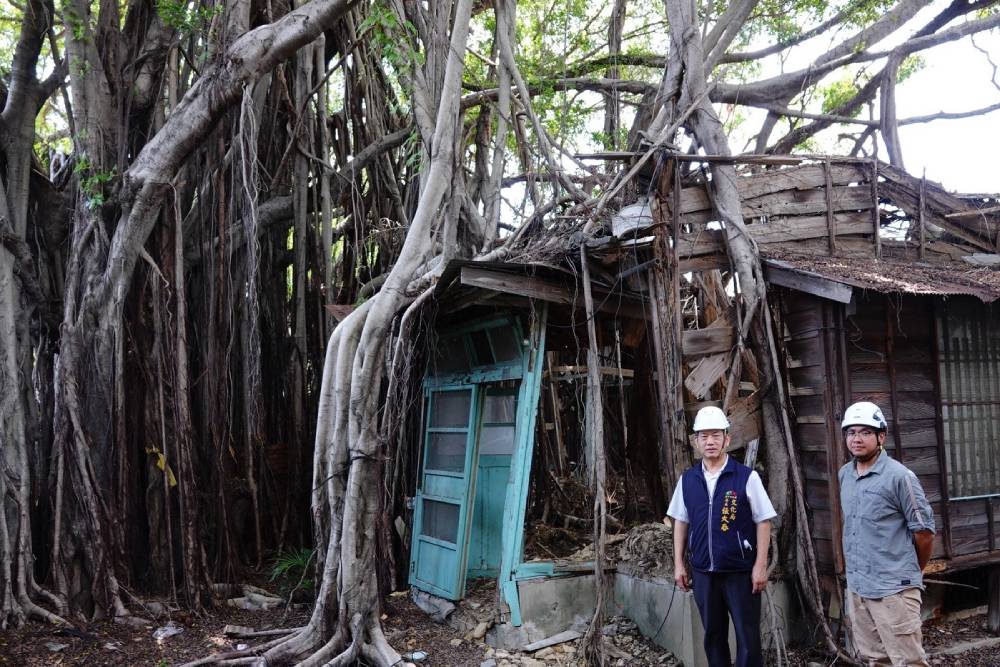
[0, 0, 68, 628]
[261, 2, 474, 664]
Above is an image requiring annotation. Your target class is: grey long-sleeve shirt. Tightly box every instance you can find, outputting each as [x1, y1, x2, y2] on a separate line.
[839, 450, 935, 599]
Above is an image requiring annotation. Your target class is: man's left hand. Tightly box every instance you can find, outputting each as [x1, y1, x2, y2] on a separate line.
[751, 562, 768, 594]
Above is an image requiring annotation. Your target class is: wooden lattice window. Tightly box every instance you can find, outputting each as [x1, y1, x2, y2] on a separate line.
[938, 300, 1000, 498]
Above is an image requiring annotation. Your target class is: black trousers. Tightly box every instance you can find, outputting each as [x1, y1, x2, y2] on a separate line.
[691, 569, 763, 667]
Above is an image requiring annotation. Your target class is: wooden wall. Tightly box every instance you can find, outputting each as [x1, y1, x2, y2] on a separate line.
[777, 289, 966, 579]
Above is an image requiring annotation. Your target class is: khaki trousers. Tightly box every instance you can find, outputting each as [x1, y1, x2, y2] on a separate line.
[848, 588, 929, 667]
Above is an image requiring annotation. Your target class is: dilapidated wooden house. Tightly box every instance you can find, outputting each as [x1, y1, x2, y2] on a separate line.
[398, 152, 1000, 654]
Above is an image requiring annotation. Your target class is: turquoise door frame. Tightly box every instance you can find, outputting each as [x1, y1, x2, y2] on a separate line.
[497, 303, 548, 626]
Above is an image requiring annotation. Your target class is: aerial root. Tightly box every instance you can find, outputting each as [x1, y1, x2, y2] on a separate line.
[178, 632, 296, 667]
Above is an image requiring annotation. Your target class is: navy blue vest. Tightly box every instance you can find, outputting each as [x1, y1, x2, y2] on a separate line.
[680, 456, 758, 573]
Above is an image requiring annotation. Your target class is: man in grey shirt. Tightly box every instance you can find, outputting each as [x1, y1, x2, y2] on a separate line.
[838, 401, 935, 666]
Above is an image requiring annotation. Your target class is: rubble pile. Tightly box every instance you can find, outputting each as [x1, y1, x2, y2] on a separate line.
[615, 523, 674, 577]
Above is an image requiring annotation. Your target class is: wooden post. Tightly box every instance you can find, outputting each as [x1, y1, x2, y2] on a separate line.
[824, 158, 837, 255]
[885, 306, 904, 462]
[989, 566, 1000, 634]
[545, 352, 567, 476]
[871, 157, 881, 259]
[822, 301, 846, 576]
[671, 160, 688, 475]
[919, 172, 927, 260]
[931, 301, 955, 558]
[648, 267, 677, 489]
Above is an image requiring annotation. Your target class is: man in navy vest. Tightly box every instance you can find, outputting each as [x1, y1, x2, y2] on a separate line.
[666, 406, 776, 667]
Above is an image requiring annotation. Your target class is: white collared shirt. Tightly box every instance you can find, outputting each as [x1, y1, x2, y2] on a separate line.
[666, 455, 777, 524]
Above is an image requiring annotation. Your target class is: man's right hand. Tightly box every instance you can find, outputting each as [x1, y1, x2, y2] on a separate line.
[674, 563, 691, 592]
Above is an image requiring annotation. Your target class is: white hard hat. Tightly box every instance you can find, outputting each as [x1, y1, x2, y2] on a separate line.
[841, 401, 888, 431]
[693, 406, 730, 432]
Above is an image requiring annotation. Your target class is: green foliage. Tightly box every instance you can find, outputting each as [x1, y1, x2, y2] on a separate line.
[359, 3, 421, 72]
[896, 55, 925, 84]
[820, 76, 861, 115]
[74, 155, 116, 210]
[269, 548, 315, 595]
[156, 0, 221, 37]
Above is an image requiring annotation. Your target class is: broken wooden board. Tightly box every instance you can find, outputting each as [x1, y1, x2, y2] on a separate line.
[684, 352, 730, 399]
[682, 325, 736, 358]
[523, 630, 583, 652]
[727, 392, 762, 450]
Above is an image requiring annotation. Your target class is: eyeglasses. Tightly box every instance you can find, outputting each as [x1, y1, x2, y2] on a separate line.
[845, 428, 877, 440]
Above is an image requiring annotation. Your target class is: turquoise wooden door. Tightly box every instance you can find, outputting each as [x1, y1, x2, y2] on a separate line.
[467, 386, 518, 578]
[409, 385, 481, 599]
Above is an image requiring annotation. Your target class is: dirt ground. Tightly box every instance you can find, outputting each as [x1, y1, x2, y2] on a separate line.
[0, 604, 311, 666]
[2, 589, 999, 666]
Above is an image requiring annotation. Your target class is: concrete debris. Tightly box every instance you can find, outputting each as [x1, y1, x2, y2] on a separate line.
[411, 587, 456, 623]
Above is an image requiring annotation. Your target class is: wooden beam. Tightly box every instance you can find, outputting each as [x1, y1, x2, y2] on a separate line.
[824, 159, 837, 255]
[545, 365, 635, 379]
[763, 261, 854, 304]
[919, 175, 927, 260]
[872, 158, 881, 259]
[945, 204, 1000, 218]
[459, 266, 647, 319]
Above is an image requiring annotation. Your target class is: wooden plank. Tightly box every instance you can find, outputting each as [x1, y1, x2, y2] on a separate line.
[750, 213, 873, 245]
[459, 266, 646, 320]
[678, 213, 872, 246]
[747, 186, 874, 218]
[677, 213, 872, 250]
[946, 204, 1000, 218]
[546, 365, 635, 379]
[764, 261, 853, 304]
[684, 352, 730, 399]
[728, 392, 762, 449]
[523, 630, 583, 652]
[676, 231, 724, 258]
[679, 253, 728, 273]
[677, 163, 869, 213]
[951, 525, 990, 556]
[878, 166, 995, 251]
[682, 326, 736, 358]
